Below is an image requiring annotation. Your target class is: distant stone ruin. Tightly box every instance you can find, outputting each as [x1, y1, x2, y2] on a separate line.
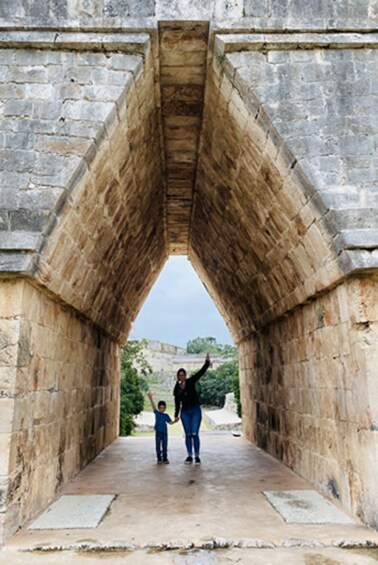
[141, 339, 233, 382]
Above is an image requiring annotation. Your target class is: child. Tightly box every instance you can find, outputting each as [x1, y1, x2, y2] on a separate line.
[147, 391, 175, 464]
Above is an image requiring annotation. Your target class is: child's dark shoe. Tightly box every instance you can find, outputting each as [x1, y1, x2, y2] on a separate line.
[195, 456, 201, 465]
[163, 459, 169, 464]
[185, 456, 193, 464]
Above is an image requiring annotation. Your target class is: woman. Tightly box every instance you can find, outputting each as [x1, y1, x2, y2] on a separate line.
[173, 353, 211, 465]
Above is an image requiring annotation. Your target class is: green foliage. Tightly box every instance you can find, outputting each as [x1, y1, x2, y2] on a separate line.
[186, 336, 218, 354]
[186, 336, 237, 358]
[195, 360, 239, 408]
[119, 340, 152, 436]
[232, 369, 242, 417]
[220, 343, 238, 358]
[121, 339, 152, 378]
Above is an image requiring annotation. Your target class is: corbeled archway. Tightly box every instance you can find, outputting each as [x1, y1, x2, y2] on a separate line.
[0, 3, 377, 542]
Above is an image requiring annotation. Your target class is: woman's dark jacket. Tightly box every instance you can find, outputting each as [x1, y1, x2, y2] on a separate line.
[173, 360, 210, 418]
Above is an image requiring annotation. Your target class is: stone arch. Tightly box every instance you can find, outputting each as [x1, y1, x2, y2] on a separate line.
[189, 59, 339, 343]
[28, 40, 168, 343]
[0, 18, 377, 543]
[187, 39, 377, 528]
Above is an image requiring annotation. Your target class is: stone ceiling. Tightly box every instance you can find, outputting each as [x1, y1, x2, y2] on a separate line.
[158, 21, 209, 254]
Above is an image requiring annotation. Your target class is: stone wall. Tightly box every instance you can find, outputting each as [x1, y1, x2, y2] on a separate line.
[1, 0, 377, 29]
[144, 340, 185, 356]
[218, 40, 378, 272]
[191, 34, 378, 344]
[0, 279, 119, 541]
[190, 49, 340, 342]
[141, 340, 233, 376]
[173, 356, 232, 373]
[0, 30, 169, 542]
[0, 35, 167, 343]
[239, 278, 378, 527]
[141, 341, 185, 375]
[188, 30, 378, 528]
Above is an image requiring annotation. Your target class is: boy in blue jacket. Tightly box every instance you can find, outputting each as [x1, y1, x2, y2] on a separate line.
[147, 391, 175, 464]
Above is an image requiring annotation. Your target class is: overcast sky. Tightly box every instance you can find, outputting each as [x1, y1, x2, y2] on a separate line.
[130, 256, 233, 348]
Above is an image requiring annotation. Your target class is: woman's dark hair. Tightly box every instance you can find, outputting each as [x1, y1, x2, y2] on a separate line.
[176, 368, 187, 379]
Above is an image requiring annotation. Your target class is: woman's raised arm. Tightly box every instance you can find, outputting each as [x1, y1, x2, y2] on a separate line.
[190, 353, 211, 383]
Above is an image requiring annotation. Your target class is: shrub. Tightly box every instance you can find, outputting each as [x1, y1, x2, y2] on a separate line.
[196, 360, 239, 408]
[119, 340, 151, 436]
[232, 369, 242, 417]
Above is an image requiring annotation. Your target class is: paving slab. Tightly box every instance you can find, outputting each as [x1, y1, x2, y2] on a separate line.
[6, 435, 378, 554]
[203, 408, 241, 429]
[28, 495, 115, 530]
[264, 490, 356, 525]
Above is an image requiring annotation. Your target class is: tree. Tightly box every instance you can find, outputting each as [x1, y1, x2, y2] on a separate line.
[119, 340, 152, 436]
[220, 343, 238, 358]
[195, 360, 239, 407]
[186, 336, 237, 358]
[122, 339, 152, 379]
[186, 336, 220, 354]
[232, 369, 242, 417]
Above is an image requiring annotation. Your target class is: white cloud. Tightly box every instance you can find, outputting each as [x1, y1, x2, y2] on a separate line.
[130, 256, 233, 348]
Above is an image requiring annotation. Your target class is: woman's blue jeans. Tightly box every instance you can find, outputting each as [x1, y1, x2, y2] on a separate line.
[180, 405, 202, 456]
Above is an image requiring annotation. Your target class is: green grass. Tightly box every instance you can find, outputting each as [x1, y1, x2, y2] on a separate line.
[143, 394, 176, 416]
[133, 386, 214, 437]
[132, 373, 217, 438]
[134, 418, 213, 438]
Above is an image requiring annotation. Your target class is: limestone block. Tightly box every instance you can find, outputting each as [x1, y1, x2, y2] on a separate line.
[0, 435, 11, 476]
[0, 366, 18, 395]
[348, 280, 378, 324]
[29, 462, 57, 516]
[0, 400, 15, 435]
[0, 319, 20, 368]
[0, 46, 165, 341]
[12, 398, 33, 435]
[194, 50, 350, 340]
[229, 87, 249, 131]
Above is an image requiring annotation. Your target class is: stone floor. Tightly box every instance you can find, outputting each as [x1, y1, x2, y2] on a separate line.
[2, 434, 378, 564]
[203, 408, 242, 430]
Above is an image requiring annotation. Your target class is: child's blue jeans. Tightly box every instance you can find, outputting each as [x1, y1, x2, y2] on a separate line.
[180, 405, 202, 456]
[155, 431, 168, 461]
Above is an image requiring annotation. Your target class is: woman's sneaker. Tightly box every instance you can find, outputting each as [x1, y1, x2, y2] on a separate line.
[185, 456, 193, 464]
[195, 456, 201, 465]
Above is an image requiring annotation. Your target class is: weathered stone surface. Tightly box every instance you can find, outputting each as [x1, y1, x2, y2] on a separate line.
[141, 339, 233, 380]
[159, 21, 209, 254]
[240, 278, 378, 528]
[0, 279, 119, 542]
[220, 43, 378, 258]
[0, 36, 167, 343]
[190, 66, 338, 342]
[188, 35, 378, 343]
[0, 28, 377, 337]
[0, 1, 377, 545]
[1, 0, 377, 29]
